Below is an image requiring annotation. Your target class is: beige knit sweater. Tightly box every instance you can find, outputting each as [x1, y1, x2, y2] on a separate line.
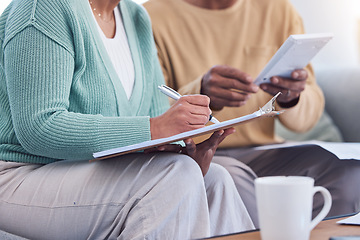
[144, 0, 324, 147]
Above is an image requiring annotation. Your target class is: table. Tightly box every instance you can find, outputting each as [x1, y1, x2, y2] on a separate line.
[209, 216, 360, 240]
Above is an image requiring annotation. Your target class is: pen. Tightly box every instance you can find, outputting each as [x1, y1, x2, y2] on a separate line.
[158, 85, 221, 124]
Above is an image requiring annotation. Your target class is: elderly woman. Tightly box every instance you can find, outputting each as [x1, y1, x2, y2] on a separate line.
[0, 0, 254, 239]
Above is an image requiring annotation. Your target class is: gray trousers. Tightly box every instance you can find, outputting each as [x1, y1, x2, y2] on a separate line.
[215, 145, 360, 228]
[0, 153, 254, 240]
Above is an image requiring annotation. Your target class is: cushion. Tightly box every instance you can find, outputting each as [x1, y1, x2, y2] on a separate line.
[275, 110, 343, 142]
[316, 67, 360, 142]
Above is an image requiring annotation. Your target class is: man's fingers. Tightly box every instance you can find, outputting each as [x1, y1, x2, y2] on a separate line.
[210, 65, 254, 84]
[184, 138, 196, 155]
[218, 128, 236, 143]
[292, 69, 308, 80]
[143, 144, 183, 153]
[270, 76, 306, 91]
[208, 74, 258, 94]
[204, 130, 225, 149]
[207, 85, 253, 101]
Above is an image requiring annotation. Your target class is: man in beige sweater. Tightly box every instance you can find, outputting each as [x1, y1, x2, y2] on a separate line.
[144, 0, 360, 227]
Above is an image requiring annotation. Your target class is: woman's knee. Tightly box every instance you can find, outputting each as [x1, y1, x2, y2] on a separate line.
[154, 152, 205, 189]
[204, 163, 235, 190]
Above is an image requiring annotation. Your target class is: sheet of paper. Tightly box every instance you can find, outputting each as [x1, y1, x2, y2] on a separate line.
[254, 140, 360, 160]
[92, 110, 280, 160]
[337, 212, 360, 225]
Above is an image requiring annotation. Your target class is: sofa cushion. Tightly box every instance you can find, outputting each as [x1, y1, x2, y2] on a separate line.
[316, 67, 360, 142]
[275, 67, 360, 143]
[275, 110, 343, 142]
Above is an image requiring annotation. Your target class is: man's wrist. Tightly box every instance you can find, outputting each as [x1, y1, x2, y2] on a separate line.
[277, 96, 300, 108]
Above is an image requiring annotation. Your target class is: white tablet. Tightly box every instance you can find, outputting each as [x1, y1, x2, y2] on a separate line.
[254, 33, 333, 85]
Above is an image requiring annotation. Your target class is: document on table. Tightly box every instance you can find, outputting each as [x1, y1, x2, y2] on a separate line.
[254, 140, 360, 160]
[337, 212, 360, 225]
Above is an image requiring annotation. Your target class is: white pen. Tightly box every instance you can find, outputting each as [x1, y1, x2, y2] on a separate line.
[158, 85, 221, 124]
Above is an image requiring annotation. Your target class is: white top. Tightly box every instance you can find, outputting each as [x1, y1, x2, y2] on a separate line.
[94, 6, 135, 99]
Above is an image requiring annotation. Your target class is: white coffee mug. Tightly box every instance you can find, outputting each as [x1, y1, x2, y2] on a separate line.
[255, 176, 332, 240]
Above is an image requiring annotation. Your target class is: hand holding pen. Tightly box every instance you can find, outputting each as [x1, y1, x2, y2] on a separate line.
[158, 85, 220, 124]
[149, 85, 220, 140]
[148, 85, 232, 176]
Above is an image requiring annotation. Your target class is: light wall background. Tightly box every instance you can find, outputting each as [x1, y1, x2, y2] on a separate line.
[1, 0, 360, 70]
[290, 0, 360, 70]
[0, 0, 11, 14]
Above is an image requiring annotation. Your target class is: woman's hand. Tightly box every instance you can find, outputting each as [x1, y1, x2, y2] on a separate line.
[150, 95, 212, 140]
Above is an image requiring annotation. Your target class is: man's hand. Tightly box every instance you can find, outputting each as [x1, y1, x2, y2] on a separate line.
[260, 69, 308, 107]
[183, 128, 235, 176]
[144, 128, 235, 176]
[201, 65, 259, 110]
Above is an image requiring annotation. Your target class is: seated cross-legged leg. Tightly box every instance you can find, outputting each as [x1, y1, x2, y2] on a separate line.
[0, 153, 216, 239]
[204, 161, 254, 236]
[0, 153, 255, 240]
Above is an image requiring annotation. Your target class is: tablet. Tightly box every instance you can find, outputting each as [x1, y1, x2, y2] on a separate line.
[254, 33, 333, 85]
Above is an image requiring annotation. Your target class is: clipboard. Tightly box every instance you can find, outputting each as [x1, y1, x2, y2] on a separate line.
[91, 93, 283, 161]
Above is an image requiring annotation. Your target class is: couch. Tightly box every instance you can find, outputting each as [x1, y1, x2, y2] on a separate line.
[276, 67, 360, 143]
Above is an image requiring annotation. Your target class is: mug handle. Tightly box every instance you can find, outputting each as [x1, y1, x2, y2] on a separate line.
[309, 186, 332, 230]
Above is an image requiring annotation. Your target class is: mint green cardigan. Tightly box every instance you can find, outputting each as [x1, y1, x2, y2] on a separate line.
[0, 0, 169, 163]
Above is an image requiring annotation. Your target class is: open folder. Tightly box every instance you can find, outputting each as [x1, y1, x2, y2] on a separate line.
[92, 93, 283, 161]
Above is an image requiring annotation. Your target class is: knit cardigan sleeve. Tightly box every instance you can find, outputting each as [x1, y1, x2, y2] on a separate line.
[4, 22, 168, 163]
